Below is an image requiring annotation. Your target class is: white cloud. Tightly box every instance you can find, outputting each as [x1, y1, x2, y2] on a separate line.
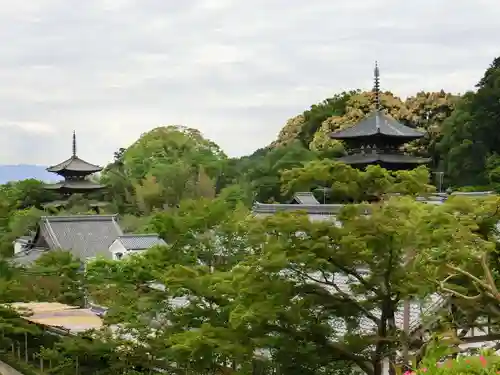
[0, 0, 498, 165]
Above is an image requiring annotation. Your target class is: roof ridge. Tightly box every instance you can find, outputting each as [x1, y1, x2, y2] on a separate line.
[43, 214, 119, 222]
[43, 217, 61, 248]
[119, 233, 160, 238]
[254, 202, 343, 208]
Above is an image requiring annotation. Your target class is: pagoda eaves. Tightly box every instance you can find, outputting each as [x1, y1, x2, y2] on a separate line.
[329, 62, 430, 171]
[330, 111, 425, 142]
[44, 180, 105, 194]
[44, 131, 105, 196]
[46, 131, 102, 177]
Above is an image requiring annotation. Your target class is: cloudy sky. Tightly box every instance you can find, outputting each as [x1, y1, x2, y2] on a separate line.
[0, 0, 498, 166]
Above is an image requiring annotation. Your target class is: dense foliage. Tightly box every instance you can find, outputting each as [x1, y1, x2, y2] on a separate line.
[1, 57, 500, 375]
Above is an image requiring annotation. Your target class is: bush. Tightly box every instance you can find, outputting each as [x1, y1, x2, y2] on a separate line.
[405, 336, 500, 375]
[406, 354, 500, 374]
[0, 352, 42, 375]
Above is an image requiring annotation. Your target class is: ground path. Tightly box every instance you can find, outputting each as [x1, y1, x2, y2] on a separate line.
[0, 360, 24, 375]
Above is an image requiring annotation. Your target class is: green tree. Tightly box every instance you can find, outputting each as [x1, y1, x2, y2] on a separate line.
[281, 160, 435, 202]
[19, 251, 84, 306]
[85, 197, 250, 374]
[417, 195, 500, 334]
[439, 56, 500, 187]
[231, 141, 319, 203]
[163, 196, 482, 375]
[101, 125, 226, 213]
[123, 125, 225, 181]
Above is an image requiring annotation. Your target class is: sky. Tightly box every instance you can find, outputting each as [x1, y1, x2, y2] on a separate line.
[0, 0, 498, 166]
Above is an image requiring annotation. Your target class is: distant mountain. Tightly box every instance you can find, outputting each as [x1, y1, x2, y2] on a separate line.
[0, 165, 58, 184]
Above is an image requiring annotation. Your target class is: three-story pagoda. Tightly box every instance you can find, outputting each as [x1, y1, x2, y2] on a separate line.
[44, 131, 105, 200]
[330, 63, 430, 170]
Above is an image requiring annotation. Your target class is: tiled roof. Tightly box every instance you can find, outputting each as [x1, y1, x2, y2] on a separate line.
[32, 215, 123, 260]
[291, 192, 320, 205]
[337, 153, 431, 165]
[13, 236, 31, 244]
[253, 202, 344, 215]
[253, 194, 457, 220]
[116, 234, 167, 250]
[330, 111, 425, 140]
[44, 180, 105, 191]
[12, 248, 47, 265]
[47, 156, 102, 174]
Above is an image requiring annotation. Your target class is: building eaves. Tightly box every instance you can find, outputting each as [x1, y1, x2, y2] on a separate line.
[117, 234, 167, 250]
[337, 153, 431, 165]
[47, 156, 102, 174]
[291, 192, 320, 205]
[330, 111, 425, 140]
[253, 202, 344, 215]
[41, 215, 123, 260]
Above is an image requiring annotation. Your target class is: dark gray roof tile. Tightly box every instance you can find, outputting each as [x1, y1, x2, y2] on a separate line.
[44, 180, 104, 190]
[12, 248, 47, 265]
[253, 202, 344, 215]
[337, 153, 431, 165]
[117, 234, 167, 250]
[330, 111, 425, 140]
[47, 156, 102, 174]
[35, 215, 123, 260]
[292, 192, 320, 205]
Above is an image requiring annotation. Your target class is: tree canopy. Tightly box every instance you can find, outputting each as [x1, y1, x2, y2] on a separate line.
[1, 56, 500, 375]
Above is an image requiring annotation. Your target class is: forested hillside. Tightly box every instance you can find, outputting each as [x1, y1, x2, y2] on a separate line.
[0, 57, 500, 375]
[0, 57, 499, 251]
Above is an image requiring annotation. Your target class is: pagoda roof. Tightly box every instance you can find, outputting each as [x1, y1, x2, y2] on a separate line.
[47, 131, 102, 174]
[337, 153, 431, 165]
[330, 111, 425, 140]
[47, 156, 102, 174]
[44, 180, 105, 191]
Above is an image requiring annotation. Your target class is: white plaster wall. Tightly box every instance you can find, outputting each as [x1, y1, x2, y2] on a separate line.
[108, 240, 127, 260]
[13, 241, 24, 254]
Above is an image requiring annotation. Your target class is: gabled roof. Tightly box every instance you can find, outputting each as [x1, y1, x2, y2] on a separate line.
[30, 215, 123, 260]
[13, 236, 31, 245]
[290, 192, 320, 205]
[47, 156, 102, 174]
[115, 234, 167, 251]
[330, 111, 425, 140]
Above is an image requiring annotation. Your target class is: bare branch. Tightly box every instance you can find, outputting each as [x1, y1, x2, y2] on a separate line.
[440, 286, 482, 301]
[327, 258, 381, 297]
[481, 252, 500, 300]
[290, 267, 381, 325]
[446, 264, 493, 293]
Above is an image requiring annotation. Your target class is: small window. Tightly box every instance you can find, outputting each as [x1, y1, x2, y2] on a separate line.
[115, 252, 123, 260]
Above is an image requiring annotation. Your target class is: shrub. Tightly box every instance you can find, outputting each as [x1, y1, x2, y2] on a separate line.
[406, 354, 500, 374]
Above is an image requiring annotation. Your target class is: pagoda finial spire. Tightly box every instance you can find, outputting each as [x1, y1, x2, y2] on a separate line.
[374, 61, 381, 111]
[72, 130, 77, 157]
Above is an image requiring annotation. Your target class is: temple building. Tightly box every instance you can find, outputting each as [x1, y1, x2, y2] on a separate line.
[330, 63, 431, 170]
[44, 132, 106, 211]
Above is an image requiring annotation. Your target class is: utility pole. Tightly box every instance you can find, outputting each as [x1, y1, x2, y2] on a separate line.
[432, 172, 444, 193]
